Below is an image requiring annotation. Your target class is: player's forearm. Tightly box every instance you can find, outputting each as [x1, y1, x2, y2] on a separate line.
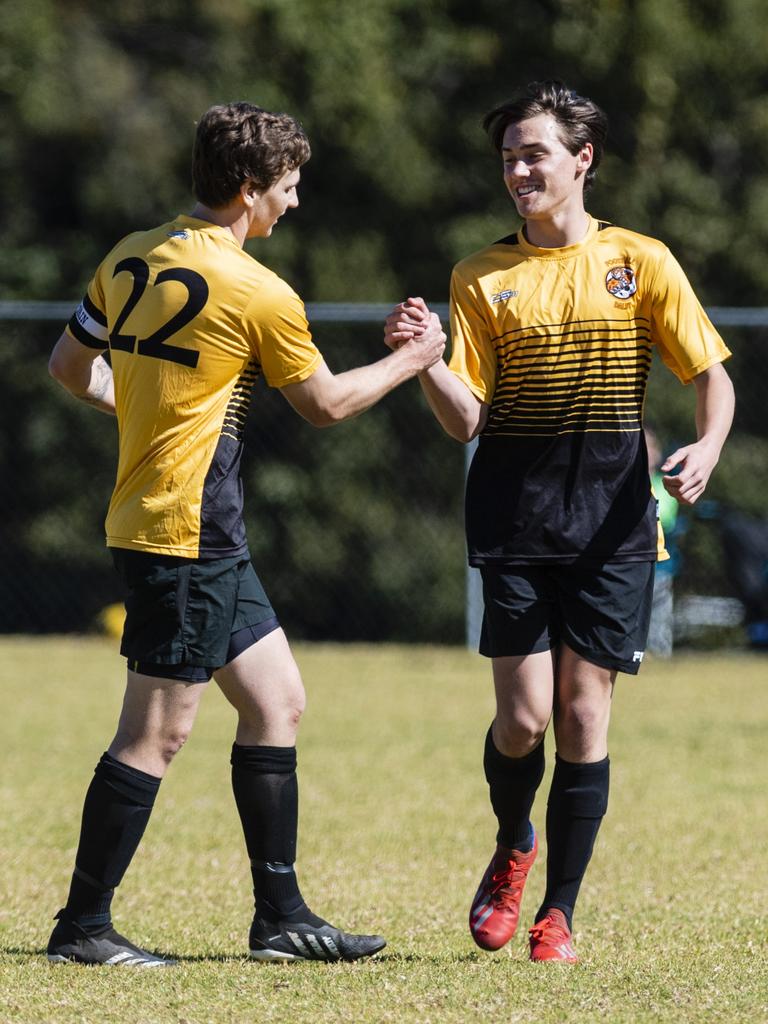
[662, 363, 735, 506]
[694, 363, 734, 457]
[418, 360, 487, 443]
[316, 344, 431, 425]
[50, 350, 116, 415]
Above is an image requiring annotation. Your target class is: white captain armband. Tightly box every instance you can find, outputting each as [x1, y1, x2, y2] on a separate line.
[68, 295, 110, 349]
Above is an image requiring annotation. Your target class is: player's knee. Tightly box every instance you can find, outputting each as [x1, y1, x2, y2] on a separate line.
[110, 720, 193, 771]
[274, 692, 305, 733]
[239, 679, 305, 739]
[556, 699, 609, 746]
[284, 666, 307, 721]
[158, 727, 192, 764]
[494, 715, 547, 757]
[280, 687, 305, 732]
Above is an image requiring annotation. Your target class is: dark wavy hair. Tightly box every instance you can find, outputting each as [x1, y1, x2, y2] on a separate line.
[482, 81, 608, 192]
[192, 102, 311, 208]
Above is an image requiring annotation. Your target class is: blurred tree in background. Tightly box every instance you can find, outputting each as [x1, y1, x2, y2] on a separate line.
[1, 0, 766, 639]
[5, 0, 768, 304]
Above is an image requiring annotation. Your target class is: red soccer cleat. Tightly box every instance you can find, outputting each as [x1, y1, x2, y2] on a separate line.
[469, 833, 538, 951]
[528, 908, 579, 964]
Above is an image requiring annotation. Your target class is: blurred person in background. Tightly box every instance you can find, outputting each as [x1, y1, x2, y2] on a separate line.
[46, 101, 445, 967]
[386, 80, 733, 963]
[645, 424, 682, 657]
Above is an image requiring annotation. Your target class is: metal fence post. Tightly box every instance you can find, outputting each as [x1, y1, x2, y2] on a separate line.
[464, 437, 483, 650]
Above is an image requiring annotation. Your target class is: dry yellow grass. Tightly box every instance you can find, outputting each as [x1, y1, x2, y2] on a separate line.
[1, 638, 766, 1023]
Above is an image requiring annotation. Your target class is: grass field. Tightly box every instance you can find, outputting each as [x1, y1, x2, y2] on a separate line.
[1, 637, 766, 1023]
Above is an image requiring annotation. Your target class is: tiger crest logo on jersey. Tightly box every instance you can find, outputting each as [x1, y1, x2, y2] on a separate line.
[605, 266, 637, 300]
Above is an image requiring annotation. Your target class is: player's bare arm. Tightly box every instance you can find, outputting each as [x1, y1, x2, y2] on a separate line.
[661, 361, 735, 506]
[417, 359, 488, 443]
[48, 331, 116, 415]
[280, 314, 445, 427]
[384, 297, 489, 443]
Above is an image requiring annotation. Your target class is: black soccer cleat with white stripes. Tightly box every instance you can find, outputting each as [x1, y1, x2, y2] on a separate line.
[249, 914, 386, 962]
[46, 911, 176, 967]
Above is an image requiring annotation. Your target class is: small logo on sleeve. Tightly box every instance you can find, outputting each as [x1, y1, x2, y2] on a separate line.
[632, 650, 644, 663]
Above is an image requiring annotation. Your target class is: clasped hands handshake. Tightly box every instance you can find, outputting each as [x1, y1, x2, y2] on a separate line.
[384, 297, 445, 372]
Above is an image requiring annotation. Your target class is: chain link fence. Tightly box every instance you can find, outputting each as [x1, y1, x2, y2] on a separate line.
[1, 305, 766, 648]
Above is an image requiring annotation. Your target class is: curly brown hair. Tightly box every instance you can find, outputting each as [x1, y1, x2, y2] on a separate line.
[192, 102, 310, 208]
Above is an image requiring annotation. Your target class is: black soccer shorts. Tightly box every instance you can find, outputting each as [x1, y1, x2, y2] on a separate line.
[111, 549, 279, 682]
[479, 561, 655, 675]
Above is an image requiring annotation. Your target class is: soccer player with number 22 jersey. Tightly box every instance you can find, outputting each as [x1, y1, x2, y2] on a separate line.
[46, 102, 445, 967]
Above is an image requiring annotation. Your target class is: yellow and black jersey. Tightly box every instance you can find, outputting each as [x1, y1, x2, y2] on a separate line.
[448, 216, 731, 566]
[66, 214, 322, 558]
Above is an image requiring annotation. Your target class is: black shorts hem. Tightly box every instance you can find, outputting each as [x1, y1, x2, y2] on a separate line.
[126, 616, 281, 682]
[560, 637, 642, 676]
[470, 552, 658, 567]
[127, 659, 213, 682]
[479, 635, 553, 659]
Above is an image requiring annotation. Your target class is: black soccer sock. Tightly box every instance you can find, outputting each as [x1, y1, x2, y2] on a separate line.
[231, 743, 311, 922]
[483, 726, 545, 850]
[537, 753, 610, 930]
[63, 752, 161, 930]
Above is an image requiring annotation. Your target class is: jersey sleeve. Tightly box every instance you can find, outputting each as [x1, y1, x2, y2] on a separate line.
[649, 248, 731, 384]
[65, 276, 110, 351]
[447, 266, 497, 403]
[244, 279, 322, 387]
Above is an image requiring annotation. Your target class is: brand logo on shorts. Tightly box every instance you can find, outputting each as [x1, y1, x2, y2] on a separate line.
[605, 266, 637, 300]
[632, 650, 644, 663]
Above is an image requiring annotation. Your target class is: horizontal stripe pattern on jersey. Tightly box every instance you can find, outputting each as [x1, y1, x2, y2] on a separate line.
[449, 217, 731, 565]
[486, 316, 651, 437]
[67, 216, 322, 558]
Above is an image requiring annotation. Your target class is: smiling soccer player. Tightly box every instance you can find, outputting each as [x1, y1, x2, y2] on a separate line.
[385, 80, 734, 964]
